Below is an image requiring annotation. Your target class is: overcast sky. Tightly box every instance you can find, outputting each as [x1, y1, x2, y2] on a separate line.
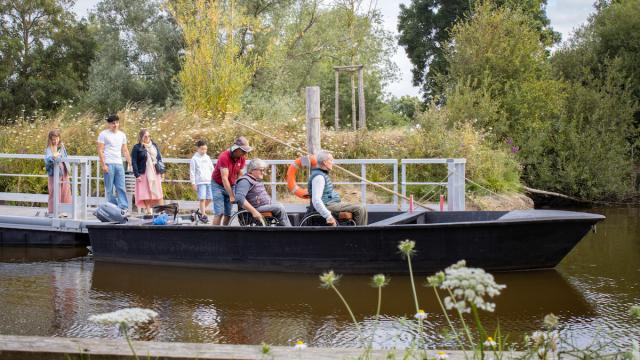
[72, 0, 597, 98]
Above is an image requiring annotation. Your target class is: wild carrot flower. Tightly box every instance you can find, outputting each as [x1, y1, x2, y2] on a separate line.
[427, 271, 445, 287]
[319, 270, 340, 288]
[484, 336, 497, 348]
[88, 308, 158, 326]
[294, 340, 307, 350]
[371, 274, 389, 288]
[440, 260, 506, 313]
[398, 239, 416, 258]
[414, 309, 427, 320]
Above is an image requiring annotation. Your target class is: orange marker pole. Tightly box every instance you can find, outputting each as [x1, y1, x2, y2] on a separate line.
[409, 194, 414, 213]
[439, 195, 445, 212]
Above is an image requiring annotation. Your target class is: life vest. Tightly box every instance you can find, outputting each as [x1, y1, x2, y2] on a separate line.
[308, 168, 341, 210]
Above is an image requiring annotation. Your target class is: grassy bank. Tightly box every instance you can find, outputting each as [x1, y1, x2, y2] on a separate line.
[0, 106, 522, 202]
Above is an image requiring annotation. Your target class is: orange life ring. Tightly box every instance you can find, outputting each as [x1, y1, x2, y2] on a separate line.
[286, 155, 318, 199]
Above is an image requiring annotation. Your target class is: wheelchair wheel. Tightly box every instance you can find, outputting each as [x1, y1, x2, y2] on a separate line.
[298, 212, 357, 226]
[298, 212, 327, 226]
[228, 210, 279, 226]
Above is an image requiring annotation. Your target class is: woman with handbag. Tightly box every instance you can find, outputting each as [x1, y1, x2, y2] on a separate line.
[44, 129, 72, 217]
[131, 129, 165, 215]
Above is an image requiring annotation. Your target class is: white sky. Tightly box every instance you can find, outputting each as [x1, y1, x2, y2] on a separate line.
[72, 0, 596, 98]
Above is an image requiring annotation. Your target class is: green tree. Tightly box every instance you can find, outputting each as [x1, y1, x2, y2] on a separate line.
[239, 0, 399, 128]
[397, 0, 559, 101]
[169, 0, 257, 120]
[552, 0, 640, 155]
[0, 0, 96, 122]
[444, 1, 637, 199]
[85, 0, 183, 114]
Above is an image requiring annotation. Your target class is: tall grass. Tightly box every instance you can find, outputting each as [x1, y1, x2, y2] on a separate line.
[0, 105, 522, 202]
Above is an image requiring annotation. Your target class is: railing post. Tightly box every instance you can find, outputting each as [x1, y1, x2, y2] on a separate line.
[96, 160, 101, 198]
[447, 159, 455, 211]
[393, 160, 398, 209]
[80, 161, 88, 220]
[360, 163, 367, 206]
[455, 160, 466, 211]
[71, 163, 78, 219]
[270, 164, 277, 202]
[447, 159, 466, 211]
[53, 163, 60, 217]
[401, 161, 407, 210]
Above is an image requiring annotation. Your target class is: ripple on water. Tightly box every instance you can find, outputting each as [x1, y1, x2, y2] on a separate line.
[1, 209, 639, 351]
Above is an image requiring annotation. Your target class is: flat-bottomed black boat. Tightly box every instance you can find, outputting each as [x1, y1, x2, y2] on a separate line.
[87, 209, 604, 274]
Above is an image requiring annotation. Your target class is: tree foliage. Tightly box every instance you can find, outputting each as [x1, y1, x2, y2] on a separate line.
[85, 0, 183, 114]
[237, 0, 399, 129]
[443, 1, 637, 199]
[169, 0, 257, 120]
[397, 0, 559, 101]
[0, 0, 96, 122]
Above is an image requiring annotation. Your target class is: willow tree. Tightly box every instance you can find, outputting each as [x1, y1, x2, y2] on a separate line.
[170, 0, 256, 120]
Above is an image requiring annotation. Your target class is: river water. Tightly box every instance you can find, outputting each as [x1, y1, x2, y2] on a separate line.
[0, 207, 638, 350]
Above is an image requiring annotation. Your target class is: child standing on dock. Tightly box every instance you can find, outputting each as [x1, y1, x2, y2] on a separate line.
[44, 129, 72, 217]
[190, 140, 214, 223]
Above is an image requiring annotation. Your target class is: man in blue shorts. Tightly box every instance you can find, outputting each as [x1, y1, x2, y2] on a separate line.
[211, 136, 251, 225]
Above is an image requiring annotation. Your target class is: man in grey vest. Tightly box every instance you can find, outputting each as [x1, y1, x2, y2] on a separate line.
[234, 159, 291, 226]
[308, 150, 368, 226]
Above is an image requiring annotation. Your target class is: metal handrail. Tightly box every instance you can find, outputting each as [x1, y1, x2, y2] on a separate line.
[0, 154, 466, 212]
[0, 154, 403, 210]
[400, 158, 466, 210]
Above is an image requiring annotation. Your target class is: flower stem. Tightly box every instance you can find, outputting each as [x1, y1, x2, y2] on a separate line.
[471, 304, 487, 358]
[432, 286, 468, 359]
[119, 323, 140, 360]
[331, 284, 363, 344]
[405, 255, 425, 355]
[407, 256, 420, 313]
[446, 287, 475, 348]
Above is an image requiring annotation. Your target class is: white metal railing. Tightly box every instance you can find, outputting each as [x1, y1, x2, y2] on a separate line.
[401, 158, 466, 211]
[0, 153, 466, 218]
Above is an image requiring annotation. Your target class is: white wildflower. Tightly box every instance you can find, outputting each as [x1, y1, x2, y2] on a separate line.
[294, 340, 307, 350]
[435, 351, 448, 359]
[88, 308, 158, 326]
[414, 309, 427, 320]
[440, 260, 506, 313]
[484, 336, 497, 348]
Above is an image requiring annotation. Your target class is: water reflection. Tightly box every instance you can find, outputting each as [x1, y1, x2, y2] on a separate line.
[0, 208, 638, 350]
[0, 246, 87, 262]
[89, 261, 593, 347]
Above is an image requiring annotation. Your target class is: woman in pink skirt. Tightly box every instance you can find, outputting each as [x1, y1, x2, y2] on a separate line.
[131, 129, 164, 215]
[44, 129, 72, 216]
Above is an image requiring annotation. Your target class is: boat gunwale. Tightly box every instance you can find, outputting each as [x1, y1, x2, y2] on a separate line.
[86, 213, 605, 232]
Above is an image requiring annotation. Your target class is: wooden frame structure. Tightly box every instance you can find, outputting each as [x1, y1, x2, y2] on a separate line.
[334, 65, 366, 130]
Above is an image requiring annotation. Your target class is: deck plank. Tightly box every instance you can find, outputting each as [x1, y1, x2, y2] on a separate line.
[0, 335, 483, 360]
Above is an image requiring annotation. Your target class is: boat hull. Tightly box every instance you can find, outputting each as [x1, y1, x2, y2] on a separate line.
[87, 210, 604, 274]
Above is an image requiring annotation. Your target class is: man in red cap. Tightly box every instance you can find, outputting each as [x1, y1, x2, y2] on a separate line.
[211, 136, 252, 225]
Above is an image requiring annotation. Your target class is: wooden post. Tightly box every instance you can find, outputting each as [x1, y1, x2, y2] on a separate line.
[351, 74, 356, 130]
[334, 71, 340, 130]
[358, 67, 366, 129]
[305, 86, 321, 154]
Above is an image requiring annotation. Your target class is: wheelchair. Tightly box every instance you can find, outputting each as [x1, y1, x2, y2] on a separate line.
[298, 210, 357, 226]
[228, 209, 281, 226]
